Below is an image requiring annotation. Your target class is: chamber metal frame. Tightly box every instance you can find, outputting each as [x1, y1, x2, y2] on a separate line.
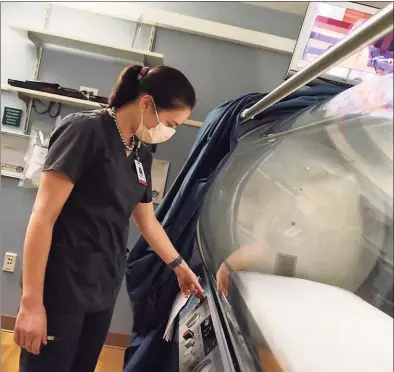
[240, 3, 394, 122]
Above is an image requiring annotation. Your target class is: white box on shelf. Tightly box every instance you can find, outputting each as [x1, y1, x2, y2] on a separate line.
[1, 131, 30, 179]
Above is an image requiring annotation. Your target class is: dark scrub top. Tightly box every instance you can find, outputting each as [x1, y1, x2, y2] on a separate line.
[42, 109, 152, 312]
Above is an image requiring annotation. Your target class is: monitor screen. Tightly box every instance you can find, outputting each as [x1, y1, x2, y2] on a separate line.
[287, 2, 393, 85]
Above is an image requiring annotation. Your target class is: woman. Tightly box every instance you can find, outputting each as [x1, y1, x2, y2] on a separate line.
[14, 65, 203, 372]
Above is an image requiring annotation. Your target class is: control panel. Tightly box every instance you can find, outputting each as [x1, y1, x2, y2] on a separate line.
[179, 293, 226, 372]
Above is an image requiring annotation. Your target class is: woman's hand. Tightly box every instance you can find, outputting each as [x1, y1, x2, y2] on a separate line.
[174, 262, 204, 298]
[14, 297, 47, 355]
[216, 262, 231, 297]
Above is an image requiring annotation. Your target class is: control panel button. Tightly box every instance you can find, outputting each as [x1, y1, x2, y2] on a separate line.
[182, 329, 194, 340]
[184, 338, 196, 349]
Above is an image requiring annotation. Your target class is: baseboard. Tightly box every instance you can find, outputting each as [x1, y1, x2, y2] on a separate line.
[1, 315, 129, 349]
[104, 332, 129, 349]
[1, 315, 16, 332]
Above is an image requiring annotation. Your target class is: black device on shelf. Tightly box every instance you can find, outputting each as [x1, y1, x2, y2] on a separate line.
[88, 94, 108, 105]
[7, 79, 108, 105]
[8, 79, 61, 93]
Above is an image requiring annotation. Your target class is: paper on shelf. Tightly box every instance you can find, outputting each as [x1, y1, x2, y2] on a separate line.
[24, 145, 48, 186]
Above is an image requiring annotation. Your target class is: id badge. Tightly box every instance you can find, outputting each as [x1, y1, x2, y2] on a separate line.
[134, 160, 147, 185]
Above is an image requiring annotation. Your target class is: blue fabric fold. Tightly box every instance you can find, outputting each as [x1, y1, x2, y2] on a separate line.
[123, 84, 345, 372]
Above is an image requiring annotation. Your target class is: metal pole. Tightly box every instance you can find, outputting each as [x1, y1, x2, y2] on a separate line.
[241, 3, 394, 122]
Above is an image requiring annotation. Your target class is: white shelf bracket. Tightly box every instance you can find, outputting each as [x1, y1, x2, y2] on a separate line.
[23, 4, 52, 134]
[132, 14, 144, 49]
[148, 24, 157, 54]
[16, 92, 31, 107]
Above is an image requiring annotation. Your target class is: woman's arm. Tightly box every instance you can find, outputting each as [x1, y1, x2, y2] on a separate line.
[132, 202, 181, 265]
[132, 202, 203, 297]
[225, 242, 266, 272]
[217, 242, 265, 296]
[14, 171, 74, 355]
[21, 171, 74, 303]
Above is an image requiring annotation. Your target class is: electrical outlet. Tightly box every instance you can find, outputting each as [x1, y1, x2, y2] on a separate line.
[3, 252, 17, 273]
[80, 86, 98, 96]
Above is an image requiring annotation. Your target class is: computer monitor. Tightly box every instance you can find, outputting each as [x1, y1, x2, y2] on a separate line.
[287, 2, 393, 86]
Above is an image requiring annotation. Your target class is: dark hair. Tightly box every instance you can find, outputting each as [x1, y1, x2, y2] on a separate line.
[108, 65, 196, 111]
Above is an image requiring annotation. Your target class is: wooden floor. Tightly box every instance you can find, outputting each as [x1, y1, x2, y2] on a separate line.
[1, 331, 124, 372]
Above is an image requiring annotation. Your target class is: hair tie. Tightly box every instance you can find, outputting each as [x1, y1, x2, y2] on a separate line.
[139, 66, 150, 79]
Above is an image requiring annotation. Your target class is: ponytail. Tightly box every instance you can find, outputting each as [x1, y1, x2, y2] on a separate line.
[108, 65, 143, 108]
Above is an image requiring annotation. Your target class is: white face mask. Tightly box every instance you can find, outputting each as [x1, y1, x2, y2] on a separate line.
[135, 102, 176, 144]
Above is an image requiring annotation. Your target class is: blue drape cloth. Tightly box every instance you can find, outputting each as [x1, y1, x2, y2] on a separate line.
[123, 84, 345, 372]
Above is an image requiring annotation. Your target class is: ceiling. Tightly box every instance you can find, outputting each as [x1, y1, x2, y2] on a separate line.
[243, 2, 308, 15]
[244, 1, 391, 16]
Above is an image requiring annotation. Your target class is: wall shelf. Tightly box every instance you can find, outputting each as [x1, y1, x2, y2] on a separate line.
[0, 129, 31, 139]
[0, 170, 25, 180]
[1, 84, 104, 110]
[11, 25, 164, 66]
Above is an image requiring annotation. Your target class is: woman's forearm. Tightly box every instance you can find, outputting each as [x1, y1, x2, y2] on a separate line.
[139, 221, 181, 265]
[226, 242, 265, 272]
[21, 211, 54, 304]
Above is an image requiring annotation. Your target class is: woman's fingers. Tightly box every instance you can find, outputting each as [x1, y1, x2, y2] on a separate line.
[179, 271, 205, 298]
[188, 275, 203, 295]
[14, 327, 21, 347]
[183, 285, 196, 298]
[14, 324, 45, 355]
[216, 264, 230, 296]
[25, 332, 34, 353]
[19, 330, 27, 351]
[194, 280, 204, 295]
[42, 326, 48, 346]
[30, 333, 42, 355]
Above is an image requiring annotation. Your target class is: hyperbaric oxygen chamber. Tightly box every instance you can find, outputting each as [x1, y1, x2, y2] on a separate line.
[200, 73, 393, 299]
[197, 75, 393, 372]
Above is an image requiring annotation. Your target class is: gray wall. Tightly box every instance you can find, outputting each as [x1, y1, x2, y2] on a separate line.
[1, 2, 302, 334]
[153, 28, 293, 120]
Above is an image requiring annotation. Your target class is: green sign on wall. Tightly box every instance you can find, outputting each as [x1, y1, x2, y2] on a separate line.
[2, 106, 23, 127]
